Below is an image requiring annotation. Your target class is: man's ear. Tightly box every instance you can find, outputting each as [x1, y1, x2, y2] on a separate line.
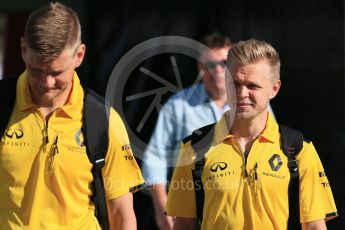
[21, 37, 27, 62]
[197, 62, 205, 72]
[75, 44, 85, 68]
[269, 79, 281, 99]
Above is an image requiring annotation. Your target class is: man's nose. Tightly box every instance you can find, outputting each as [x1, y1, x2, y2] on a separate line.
[39, 74, 55, 87]
[214, 63, 225, 73]
[236, 86, 248, 98]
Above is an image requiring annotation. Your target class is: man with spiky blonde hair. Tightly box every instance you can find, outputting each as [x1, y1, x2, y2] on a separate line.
[167, 39, 337, 230]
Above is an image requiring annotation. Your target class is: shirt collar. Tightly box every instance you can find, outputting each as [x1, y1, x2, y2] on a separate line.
[60, 72, 84, 119]
[17, 71, 34, 111]
[258, 112, 279, 143]
[194, 84, 229, 111]
[16, 71, 84, 119]
[188, 83, 210, 104]
[213, 111, 279, 145]
[199, 84, 211, 103]
[213, 110, 233, 145]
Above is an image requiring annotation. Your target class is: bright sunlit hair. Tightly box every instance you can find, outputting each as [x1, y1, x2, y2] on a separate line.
[227, 39, 280, 82]
[23, 1, 81, 62]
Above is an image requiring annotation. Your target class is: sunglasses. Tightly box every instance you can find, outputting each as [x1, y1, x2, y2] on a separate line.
[204, 60, 227, 70]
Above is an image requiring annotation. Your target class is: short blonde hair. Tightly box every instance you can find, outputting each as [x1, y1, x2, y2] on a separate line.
[227, 39, 280, 81]
[24, 2, 81, 62]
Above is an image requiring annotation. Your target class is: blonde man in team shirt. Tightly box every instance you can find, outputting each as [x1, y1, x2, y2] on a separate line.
[166, 39, 337, 229]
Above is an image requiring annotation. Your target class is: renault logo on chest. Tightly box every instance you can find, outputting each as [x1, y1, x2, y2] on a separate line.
[75, 129, 85, 147]
[210, 162, 228, 172]
[269, 154, 283, 171]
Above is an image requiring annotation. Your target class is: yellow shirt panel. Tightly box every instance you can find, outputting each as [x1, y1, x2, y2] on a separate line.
[297, 142, 337, 223]
[166, 141, 197, 218]
[103, 108, 144, 200]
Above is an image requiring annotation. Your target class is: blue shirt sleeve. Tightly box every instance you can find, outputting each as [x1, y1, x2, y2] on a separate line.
[141, 84, 231, 186]
[141, 101, 180, 186]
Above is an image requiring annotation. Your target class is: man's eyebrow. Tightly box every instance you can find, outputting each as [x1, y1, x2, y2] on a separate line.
[50, 70, 63, 75]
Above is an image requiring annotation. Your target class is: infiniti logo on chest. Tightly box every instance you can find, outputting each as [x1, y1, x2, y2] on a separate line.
[210, 162, 228, 172]
[5, 128, 24, 139]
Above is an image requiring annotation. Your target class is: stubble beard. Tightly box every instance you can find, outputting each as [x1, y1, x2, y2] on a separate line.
[235, 111, 255, 120]
[235, 103, 267, 120]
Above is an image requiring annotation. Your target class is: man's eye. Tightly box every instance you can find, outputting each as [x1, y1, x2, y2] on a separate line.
[234, 83, 241, 87]
[51, 72, 61, 77]
[31, 68, 43, 74]
[248, 84, 259, 89]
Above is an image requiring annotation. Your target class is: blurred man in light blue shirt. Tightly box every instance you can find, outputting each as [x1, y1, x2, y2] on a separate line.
[143, 83, 229, 183]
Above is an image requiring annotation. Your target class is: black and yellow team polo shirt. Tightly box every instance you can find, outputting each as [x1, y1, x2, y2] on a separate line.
[167, 112, 337, 230]
[0, 71, 144, 230]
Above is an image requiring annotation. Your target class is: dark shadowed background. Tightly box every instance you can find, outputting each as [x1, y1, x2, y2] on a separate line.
[0, 0, 343, 229]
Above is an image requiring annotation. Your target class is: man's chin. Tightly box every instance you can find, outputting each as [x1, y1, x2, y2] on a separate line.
[235, 112, 254, 120]
[213, 85, 226, 94]
[35, 91, 60, 102]
[39, 91, 56, 98]
[214, 79, 225, 86]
